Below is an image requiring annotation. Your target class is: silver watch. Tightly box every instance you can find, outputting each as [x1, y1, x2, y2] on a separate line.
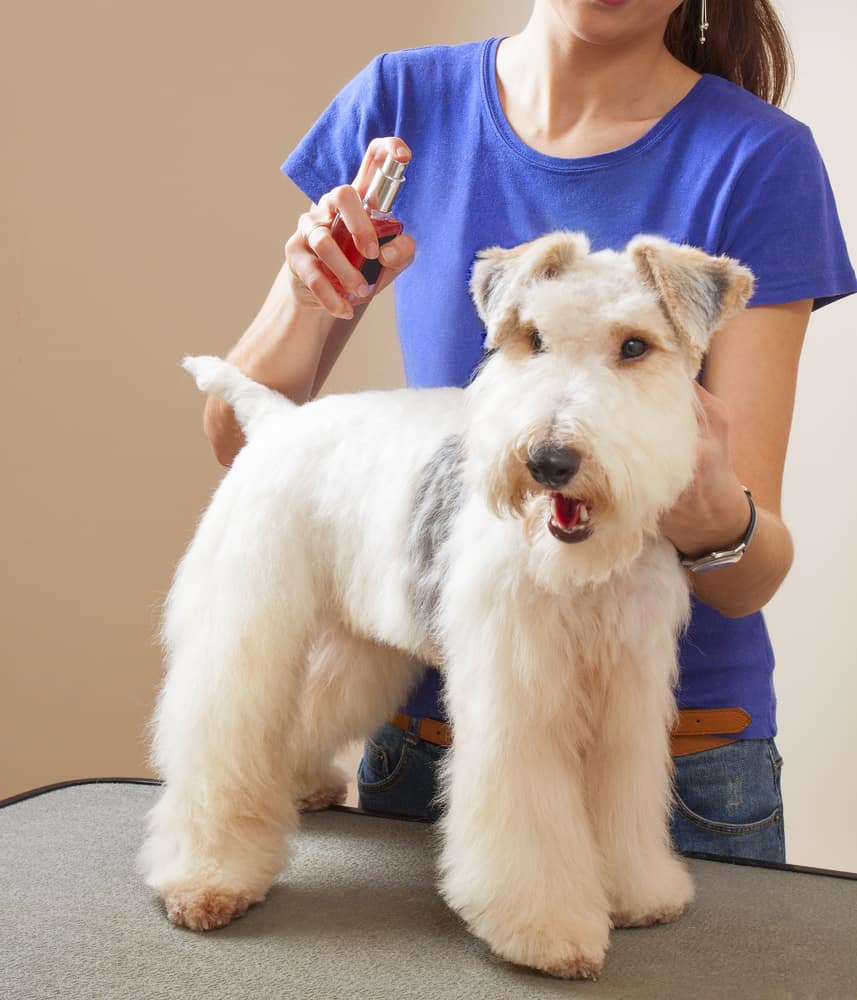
[677, 486, 757, 573]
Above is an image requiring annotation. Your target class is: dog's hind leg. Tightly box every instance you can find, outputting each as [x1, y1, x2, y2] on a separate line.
[139, 500, 318, 931]
[289, 625, 422, 811]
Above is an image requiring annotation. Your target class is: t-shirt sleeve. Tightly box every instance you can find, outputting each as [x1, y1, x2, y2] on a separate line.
[280, 55, 392, 204]
[719, 124, 856, 311]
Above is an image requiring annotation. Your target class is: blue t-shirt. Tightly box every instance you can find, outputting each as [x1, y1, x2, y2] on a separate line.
[283, 38, 856, 739]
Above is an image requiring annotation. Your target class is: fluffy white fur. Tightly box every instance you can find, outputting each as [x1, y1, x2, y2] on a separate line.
[140, 231, 753, 980]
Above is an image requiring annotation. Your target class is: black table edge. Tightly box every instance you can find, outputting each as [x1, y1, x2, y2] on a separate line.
[2, 777, 854, 881]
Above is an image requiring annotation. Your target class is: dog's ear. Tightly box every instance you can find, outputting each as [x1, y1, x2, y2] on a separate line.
[471, 232, 590, 348]
[628, 236, 755, 362]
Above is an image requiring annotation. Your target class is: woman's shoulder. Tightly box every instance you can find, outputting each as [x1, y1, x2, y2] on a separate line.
[373, 38, 491, 91]
[378, 38, 490, 69]
[696, 74, 812, 148]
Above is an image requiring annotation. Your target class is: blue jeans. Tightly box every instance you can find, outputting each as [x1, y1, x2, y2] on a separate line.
[357, 720, 785, 862]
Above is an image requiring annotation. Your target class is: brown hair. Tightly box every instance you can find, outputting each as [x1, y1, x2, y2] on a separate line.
[664, 0, 794, 107]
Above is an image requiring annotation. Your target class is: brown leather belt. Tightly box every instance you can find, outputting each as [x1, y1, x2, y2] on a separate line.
[391, 707, 752, 758]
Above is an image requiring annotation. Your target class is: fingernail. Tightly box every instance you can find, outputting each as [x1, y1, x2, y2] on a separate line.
[380, 245, 399, 266]
[395, 146, 409, 159]
[366, 241, 379, 258]
[356, 283, 371, 299]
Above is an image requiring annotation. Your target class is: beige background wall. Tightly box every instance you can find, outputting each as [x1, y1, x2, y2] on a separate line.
[2, 2, 854, 870]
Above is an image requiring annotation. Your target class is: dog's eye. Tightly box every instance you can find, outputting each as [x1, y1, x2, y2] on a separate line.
[530, 329, 545, 354]
[620, 338, 648, 361]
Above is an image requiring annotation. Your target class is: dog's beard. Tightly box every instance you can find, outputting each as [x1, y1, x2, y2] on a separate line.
[484, 446, 536, 521]
[480, 444, 612, 534]
[472, 437, 680, 582]
[482, 451, 670, 588]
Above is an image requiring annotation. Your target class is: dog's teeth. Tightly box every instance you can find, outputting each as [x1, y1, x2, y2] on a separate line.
[580, 505, 589, 523]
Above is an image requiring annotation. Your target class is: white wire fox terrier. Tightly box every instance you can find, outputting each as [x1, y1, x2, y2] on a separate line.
[140, 231, 753, 980]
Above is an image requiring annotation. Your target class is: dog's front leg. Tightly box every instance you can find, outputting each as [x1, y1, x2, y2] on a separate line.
[588, 629, 695, 928]
[437, 595, 611, 980]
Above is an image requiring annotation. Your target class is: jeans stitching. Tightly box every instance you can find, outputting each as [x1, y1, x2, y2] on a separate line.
[670, 738, 786, 839]
[363, 737, 389, 774]
[766, 737, 784, 779]
[765, 738, 786, 857]
[357, 739, 413, 793]
[672, 789, 781, 835]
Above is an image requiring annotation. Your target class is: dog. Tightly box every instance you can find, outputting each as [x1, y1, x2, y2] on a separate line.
[140, 231, 753, 980]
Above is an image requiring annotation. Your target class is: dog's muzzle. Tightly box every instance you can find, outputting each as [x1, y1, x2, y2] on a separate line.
[526, 446, 594, 544]
[526, 445, 581, 489]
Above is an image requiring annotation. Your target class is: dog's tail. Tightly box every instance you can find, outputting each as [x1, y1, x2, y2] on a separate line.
[181, 355, 294, 437]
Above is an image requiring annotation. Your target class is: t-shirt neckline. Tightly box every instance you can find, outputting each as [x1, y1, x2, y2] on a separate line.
[481, 35, 712, 172]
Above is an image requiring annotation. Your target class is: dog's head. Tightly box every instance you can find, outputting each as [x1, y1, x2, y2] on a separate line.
[466, 231, 754, 585]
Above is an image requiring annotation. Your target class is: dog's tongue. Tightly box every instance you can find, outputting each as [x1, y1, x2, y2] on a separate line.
[551, 493, 582, 529]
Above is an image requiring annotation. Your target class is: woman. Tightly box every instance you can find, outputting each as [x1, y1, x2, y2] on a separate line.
[203, 0, 855, 861]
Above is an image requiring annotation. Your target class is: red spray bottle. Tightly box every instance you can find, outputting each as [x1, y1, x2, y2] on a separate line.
[327, 154, 406, 293]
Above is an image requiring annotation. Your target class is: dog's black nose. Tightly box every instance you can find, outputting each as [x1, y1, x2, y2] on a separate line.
[526, 446, 582, 489]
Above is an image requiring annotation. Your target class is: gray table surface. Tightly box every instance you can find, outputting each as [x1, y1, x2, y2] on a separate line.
[1, 781, 855, 1000]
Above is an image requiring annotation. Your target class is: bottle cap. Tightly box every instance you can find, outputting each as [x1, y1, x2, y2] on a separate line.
[365, 154, 406, 213]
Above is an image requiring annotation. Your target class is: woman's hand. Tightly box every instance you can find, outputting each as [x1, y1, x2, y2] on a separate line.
[659, 383, 753, 559]
[284, 137, 416, 321]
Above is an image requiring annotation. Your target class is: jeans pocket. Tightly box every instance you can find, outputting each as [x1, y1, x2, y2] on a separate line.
[357, 732, 411, 793]
[357, 722, 444, 820]
[670, 739, 786, 862]
[672, 789, 782, 837]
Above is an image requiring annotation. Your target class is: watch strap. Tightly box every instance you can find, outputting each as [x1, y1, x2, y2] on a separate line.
[677, 486, 757, 573]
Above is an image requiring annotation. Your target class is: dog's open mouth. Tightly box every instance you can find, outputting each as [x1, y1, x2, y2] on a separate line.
[547, 493, 593, 544]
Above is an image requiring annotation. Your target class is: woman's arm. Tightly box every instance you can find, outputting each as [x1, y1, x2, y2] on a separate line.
[659, 298, 812, 618]
[202, 262, 365, 467]
[204, 139, 413, 467]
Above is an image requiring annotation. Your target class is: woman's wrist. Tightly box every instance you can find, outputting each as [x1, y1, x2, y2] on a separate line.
[664, 478, 750, 557]
[677, 487, 756, 573]
[689, 506, 794, 617]
[675, 480, 752, 559]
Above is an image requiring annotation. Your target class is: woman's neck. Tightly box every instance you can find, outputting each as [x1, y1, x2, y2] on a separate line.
[496, 6, 700, 158]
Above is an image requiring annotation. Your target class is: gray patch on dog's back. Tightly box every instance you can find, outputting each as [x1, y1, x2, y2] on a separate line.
[408, 435, 466, 630]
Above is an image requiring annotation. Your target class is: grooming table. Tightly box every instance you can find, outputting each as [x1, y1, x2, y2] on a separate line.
[2, 781, 855, 1000]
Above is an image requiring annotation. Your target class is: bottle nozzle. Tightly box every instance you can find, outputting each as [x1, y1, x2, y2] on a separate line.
[365, 154, 406, 213]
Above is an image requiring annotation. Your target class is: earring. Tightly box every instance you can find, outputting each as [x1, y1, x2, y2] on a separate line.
[699, 0, 709, 45]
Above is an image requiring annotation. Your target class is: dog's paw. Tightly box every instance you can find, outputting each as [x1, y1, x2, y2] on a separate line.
[293, 763, 349, 813]
[609, 856, 694, 929]
[162, 885, 262, 931]
[490, 925, 608, 981]
[463, 908, 609, 981]
[611, 902, 687, 929]
[296, 782, 348, 813]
